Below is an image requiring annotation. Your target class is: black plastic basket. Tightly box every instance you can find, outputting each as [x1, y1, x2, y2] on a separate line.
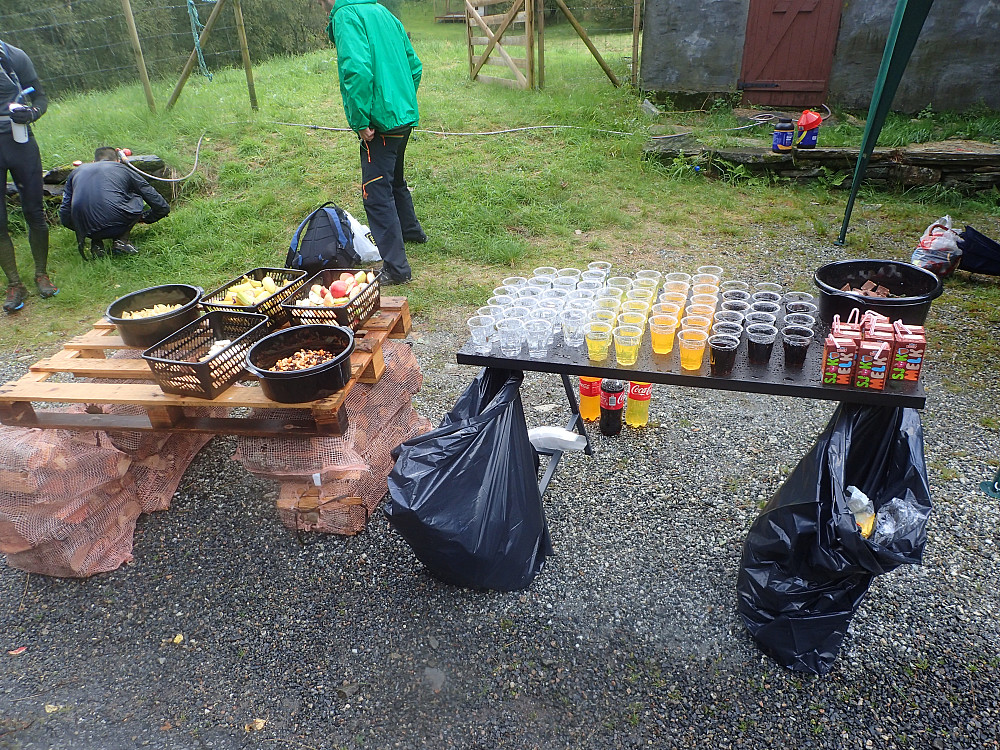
[142, 311, 270, 399]
[280, 268, 381, 331]
[201, 267, 307, 329]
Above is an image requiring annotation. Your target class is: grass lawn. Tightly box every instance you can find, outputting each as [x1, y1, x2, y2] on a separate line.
[3, 0, 999, 353]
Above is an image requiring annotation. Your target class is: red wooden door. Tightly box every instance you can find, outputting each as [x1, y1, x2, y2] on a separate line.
[739, 0, 843, 107]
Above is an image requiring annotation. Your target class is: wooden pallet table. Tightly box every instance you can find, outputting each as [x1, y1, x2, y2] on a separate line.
[0, 297, 411, 437]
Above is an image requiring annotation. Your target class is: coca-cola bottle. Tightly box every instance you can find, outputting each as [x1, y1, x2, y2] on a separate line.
[624, 381, 652, 427]
[599, 379, 626, 436]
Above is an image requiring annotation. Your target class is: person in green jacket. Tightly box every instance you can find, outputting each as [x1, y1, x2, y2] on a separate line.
[327, 0, 426, 286]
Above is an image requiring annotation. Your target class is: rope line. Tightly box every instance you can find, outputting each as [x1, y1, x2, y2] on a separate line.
[186, 0, 214, 81]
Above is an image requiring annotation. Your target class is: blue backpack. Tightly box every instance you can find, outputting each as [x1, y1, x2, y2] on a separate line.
[285, 202, 360, 274]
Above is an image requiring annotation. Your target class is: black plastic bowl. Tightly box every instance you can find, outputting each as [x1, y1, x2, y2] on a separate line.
[244, 324, 355, 403]
[106, 284, 203, 348]
[813, 259, 943, 326]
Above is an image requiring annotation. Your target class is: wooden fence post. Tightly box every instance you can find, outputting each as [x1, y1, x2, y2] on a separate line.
[632, 0, 641, 87]
[166, 0, 230, 111]
[232, 0, 258, 110]
[120, 0, 156, 112]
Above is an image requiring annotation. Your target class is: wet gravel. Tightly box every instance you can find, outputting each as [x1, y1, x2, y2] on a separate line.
[2, 260, 1000, 749]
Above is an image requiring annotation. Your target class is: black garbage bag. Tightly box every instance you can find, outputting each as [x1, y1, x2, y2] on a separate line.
[737, 404, 932, 675]
[385, 368, 554, 591]
[958, 225, 1000, 276]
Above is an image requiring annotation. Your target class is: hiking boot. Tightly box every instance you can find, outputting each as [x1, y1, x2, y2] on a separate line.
[35, 274, 59, 298]
[112, 239, 139, 256]
[403, 230, 427, 244]
[91, 239, 106, 259]
[381, 274, 412, 287]
[3, 283, 27, 313]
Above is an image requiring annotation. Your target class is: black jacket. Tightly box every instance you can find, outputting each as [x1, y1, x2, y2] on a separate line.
[59, 161, 170, 237]
[0, 42, 47, 137]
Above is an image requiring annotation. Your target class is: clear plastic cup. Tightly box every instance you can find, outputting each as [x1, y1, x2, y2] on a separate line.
[556, 267, 582, 280]
[567, 298, 594, 314]
[597, 286, 624, 302]
[721, 299, 751, 315]
[626, 288, 655, 303]
[659, 291, 688, 307]
[552, 277, 578, 292]
[584, 321, 613, 361]
[712, 321, 743, 339]
[607, 276, 633, 293]
[751, 291, 782, 305]
[662, 280, 689, 296]
[524, 319, 553, 358]
[617, 311, 646, 332]
[527, 276, 553, 290]
[681, 314, 712, 331]
[530, 307, 560, 344]
[620, 300, 651, 320]
[677, 328, 709, 370]
[540, 288, 569, 302]
[784, 312, 816, 328]
[745, 311, 777, 326]
[746, 323, 778, 365]
[781, 325, 814, 368]
[697, 265, 724, 277]
[753, 282, 783, 294]
[589, 309, 617, 326]
[691, 283, 719, 298]
[633, 276, 660, 294]
[720, 280, 749, 293]
[665, 272, 691, 285]
[594, 297, 620, 315]
[750, 301, 781, 316]
[537, 298, 564, 314]
[487, 294, 514, 309]
[785, 301, 818, 316]
[587, 261, 612, 275]
[576, 280, 604, 292]
[783, 290, 815, 305]
[651, 302, 682, 318]
[581, 269, 607, 283]
[515, 297, 540, 311]
[533, 266, 558, 279]
[504, 305, 532, 321]
[636, 269, 663, 284]
[560, 308, 588, 347]
[502, 276, 528, 289]
[467, 315, 495, 354]
[649, 313, 679, 354]
[691, 273, 720, 287]
[497, 318, 525, 357]
[689, 295, 718, 312]
[722, 289, 751, 303]
[493, 285, 518, 298]
[708, 334, 739, 376]
[567, 289, 597, 301]
[686, 303, 716, 320]
[612, 324, 643, 366]
[714, 309, 744, 326]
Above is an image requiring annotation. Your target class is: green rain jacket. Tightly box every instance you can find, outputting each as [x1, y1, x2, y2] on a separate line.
[327, 0, 422, 133]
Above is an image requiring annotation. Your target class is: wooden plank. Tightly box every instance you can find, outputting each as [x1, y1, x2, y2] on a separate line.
[479, 10, 525, 23]
[357, 347, 386, 384]
[481, 55, 527, 68]
[466, 0, 527, 86]
[65, 329, 128, 351]
[471, 35, 527, 46]
[30, 357, 154, 379]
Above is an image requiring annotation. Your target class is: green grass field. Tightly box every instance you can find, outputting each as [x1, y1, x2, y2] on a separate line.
[3, 0, 998, 351]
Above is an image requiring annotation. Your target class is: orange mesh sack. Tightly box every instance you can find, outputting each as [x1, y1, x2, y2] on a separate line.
[4, 475, 143, 578]
[0, 422, 131, 505]
[233, 340, 425, 481]
[276, 401, 433, 535]
[128, 432, 215, 513]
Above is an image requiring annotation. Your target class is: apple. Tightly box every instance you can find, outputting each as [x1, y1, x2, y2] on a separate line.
[329, 280, 349, 297]
[339, 272, 355, 284]
[311, 284, 324, 295]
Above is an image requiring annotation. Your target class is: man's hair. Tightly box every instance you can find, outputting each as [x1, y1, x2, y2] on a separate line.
[94, 147, 119, 162]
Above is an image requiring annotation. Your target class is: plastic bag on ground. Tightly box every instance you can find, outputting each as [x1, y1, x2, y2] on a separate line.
[527, 426, 587, 453]
[385, 368, 553, 591]
[737, 404, 932, 675]
[344, 210, 381, 263]
[911, 215, 962, 277]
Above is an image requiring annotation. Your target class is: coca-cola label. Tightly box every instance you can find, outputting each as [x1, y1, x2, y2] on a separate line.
[580, 378, 602, 397]
[628, 381, 652, 401]
[600, 390, 625, 410]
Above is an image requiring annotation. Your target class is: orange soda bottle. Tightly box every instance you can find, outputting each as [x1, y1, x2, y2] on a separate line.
[579, 376, 602, 421]
[624, 381, 652, 427]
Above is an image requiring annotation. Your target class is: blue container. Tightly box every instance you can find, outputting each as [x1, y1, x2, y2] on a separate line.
[796, 127, 819, 148]
[771, 119, 794, 153]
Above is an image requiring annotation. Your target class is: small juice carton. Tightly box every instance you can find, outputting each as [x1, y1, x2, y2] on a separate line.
[854, 340, 892, 390]
[889, 321, 927, 384]
[822, 334, 857, 386]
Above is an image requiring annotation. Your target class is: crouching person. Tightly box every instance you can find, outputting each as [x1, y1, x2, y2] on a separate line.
[59, 146, 170, 260]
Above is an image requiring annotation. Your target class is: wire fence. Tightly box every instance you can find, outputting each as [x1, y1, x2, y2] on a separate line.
[0, 0, 323, 98]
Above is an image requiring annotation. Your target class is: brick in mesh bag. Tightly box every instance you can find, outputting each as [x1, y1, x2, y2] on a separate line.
[233, 340, 425, 481]
[0, 419, 131, 506]
[4, 474, 143, 578]
[276, 402, 433, 535]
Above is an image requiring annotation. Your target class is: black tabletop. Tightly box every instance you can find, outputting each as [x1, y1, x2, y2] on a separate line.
[456, 327, 926, 408]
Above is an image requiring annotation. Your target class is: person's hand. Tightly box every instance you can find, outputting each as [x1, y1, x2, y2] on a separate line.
[9, 106, 39, 125]
[358, 127, 375, 142]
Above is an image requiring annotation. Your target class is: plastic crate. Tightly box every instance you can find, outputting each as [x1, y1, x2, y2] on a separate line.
[141, 311, 270, 399]
[281, 268, 381, 331]
[200, 267, 307, 329]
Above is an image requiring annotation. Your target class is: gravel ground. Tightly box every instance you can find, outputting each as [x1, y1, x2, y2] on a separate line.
[2, 248, 1000, 750]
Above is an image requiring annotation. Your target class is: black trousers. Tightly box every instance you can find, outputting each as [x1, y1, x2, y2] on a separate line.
[359, 127, 422, 282]
[0, 132, 49, 284]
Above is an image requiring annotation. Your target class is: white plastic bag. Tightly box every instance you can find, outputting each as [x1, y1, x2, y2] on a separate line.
[344, 210, 381, 263]
[911, 215, 961, 277]
[527, 426, 587, 453]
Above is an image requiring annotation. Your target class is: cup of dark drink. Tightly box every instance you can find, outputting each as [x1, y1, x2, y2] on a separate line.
[708, 334, 740, 376]
[781, 325, 814, 369]
[746, 323, 778, 365]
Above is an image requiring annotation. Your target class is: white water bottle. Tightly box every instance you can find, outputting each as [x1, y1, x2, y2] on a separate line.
[8, 103, 28, 144]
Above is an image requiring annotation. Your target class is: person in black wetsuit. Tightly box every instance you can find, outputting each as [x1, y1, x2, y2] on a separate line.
[0, 41, 56, 314]
[59, 146, 170, 260]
